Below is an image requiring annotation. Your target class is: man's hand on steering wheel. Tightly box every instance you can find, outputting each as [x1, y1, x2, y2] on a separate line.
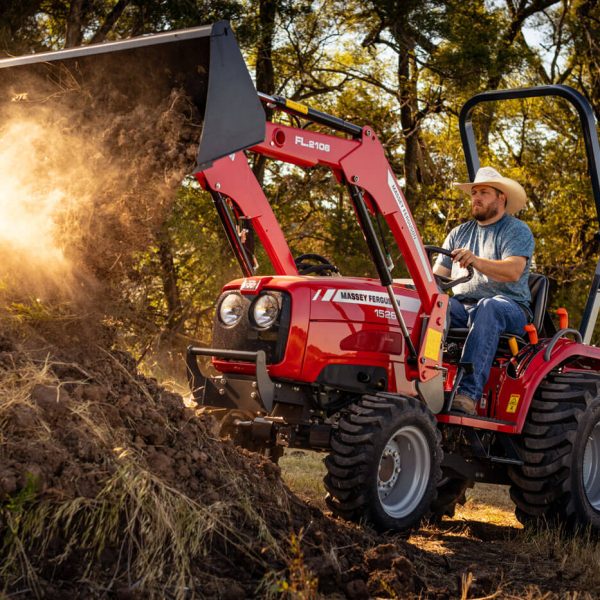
[451, 248, 479, 271]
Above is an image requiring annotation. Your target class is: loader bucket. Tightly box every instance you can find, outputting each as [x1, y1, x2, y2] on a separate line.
[0, 20, 265, 169]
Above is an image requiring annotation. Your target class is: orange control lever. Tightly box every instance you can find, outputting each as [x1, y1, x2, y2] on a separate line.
[524, 324, 539, 345]
[556, 307, 568, 329]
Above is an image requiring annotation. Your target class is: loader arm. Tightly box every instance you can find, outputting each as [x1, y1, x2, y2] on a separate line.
[251, 121, 440, 312]
[195, 102, 448, 385]
[195, 158, 298, 276]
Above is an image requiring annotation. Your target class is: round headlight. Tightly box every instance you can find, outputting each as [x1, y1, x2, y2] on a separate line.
[252, 293, 281, 328]
[218, 293, 244, 326]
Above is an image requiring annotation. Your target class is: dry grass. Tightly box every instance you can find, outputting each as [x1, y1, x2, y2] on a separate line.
[0, 353, 292, 598]
[457, 483, 521, 528]
[279, 450, 327, 510]
[509, 523, 600, 592]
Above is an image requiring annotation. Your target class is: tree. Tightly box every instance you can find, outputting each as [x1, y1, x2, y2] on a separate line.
[5, 0, 600, 350]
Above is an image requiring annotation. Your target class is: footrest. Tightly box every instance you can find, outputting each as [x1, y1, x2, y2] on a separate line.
[436, 412, 518, 433]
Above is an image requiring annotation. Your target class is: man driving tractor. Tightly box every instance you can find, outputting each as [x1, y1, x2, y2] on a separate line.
[433, 167, 534, 414]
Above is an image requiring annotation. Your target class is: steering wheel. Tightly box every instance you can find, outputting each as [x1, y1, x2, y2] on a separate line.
[295, 253, 340, 276]
[424, 245, 474, 291]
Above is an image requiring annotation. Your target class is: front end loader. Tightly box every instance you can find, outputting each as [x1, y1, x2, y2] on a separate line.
[5, 22, 600, 534]
[183, 28, 600, 533]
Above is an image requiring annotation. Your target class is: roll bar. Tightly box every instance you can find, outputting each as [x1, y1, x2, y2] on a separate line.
[459, 84, 600, 343]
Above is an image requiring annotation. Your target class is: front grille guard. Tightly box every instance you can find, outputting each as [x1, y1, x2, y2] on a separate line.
[186, 346, 275, 411]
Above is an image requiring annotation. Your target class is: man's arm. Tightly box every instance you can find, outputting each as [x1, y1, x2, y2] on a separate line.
[451, 248, 526, 282]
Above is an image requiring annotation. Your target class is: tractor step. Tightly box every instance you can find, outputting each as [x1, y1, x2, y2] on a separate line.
[436, 412, 518, 434]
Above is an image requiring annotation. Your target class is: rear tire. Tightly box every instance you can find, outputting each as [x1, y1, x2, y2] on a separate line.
[324, 394, 442, 532]
[509, 371, 600, 531]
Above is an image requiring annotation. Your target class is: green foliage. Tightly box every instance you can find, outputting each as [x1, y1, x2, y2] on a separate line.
[434, 1, 503, 91]
[124, 180, 240, 347]
[5, 0, 600, 348]
[5, 473, 38, 517]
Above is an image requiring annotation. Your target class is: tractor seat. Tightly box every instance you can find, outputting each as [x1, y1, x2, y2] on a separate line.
[446, 273, 549, 347]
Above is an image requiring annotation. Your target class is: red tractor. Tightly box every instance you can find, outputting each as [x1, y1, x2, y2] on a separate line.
[186, 25, 600, 533]
[3, 21, 599, 533]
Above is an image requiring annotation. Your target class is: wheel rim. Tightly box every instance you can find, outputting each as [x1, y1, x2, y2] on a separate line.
[584, 422, 600, 510]
[377, 425, 431, 518]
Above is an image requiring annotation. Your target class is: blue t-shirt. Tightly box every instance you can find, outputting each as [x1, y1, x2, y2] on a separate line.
[435, 214, 534, 306]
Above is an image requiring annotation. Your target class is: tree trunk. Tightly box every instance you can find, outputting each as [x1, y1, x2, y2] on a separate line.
[65, 0, 86, 48]
[90, 0, 132, 44]
[253, 0, 277, 184]
[397, 44, 421, 201]
[156, 228, 183, 337]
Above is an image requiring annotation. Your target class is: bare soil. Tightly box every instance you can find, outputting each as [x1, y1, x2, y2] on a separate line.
[1, 317, 598, 599]
[0, 318, 407, 598]
[408, 521, 592, 599]
[283, 455, 600, 599]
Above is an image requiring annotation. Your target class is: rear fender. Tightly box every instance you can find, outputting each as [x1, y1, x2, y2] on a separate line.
[496, 339, 600, 431]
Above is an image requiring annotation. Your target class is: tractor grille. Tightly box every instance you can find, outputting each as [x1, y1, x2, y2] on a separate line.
[211, 291, 291, 364]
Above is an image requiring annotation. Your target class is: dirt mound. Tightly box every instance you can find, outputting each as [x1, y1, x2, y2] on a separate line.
[0, 319, 421, 598]
[4, 315, 593, 600]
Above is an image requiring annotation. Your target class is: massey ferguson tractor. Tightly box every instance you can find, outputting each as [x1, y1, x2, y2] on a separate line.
[4, 21, 600, 533]
[185, 23, 600, 534]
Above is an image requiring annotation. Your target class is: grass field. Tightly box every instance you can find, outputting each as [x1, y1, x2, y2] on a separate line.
[279, 449, 600, 598]
[279, 449, 518, 524]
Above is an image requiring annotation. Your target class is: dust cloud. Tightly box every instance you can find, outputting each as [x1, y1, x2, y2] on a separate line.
[0, 60, 202, 307]
[0, 109, 106, 299]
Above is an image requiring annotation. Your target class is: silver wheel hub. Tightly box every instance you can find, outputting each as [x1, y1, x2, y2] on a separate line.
[377, 425, 431, 518]
[379, 444, 402, 496]
[584, 422, 600, 510]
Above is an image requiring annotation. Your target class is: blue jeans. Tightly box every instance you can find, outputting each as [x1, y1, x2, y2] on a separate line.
[449, 296, 528, 401]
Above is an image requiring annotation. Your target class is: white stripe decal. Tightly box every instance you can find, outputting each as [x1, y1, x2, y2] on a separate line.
[387, 170, 433, 283]
[322, 289, 335, 301]
[312, 289, 322, 301]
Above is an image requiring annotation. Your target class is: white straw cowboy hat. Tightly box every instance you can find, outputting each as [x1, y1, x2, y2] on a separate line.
[454, 166, 527, 214]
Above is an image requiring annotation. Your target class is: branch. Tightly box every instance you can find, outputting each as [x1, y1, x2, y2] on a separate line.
[89, 0, 132, 44]
[405, 24, 438, 55]
[314, 66, 398, 98]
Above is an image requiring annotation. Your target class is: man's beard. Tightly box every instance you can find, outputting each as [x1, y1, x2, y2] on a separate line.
[472, 201, 500, 222]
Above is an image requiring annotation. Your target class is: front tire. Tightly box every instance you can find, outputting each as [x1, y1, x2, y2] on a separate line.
[324, 394, 442, 532]
[509, 371, 600, 531]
